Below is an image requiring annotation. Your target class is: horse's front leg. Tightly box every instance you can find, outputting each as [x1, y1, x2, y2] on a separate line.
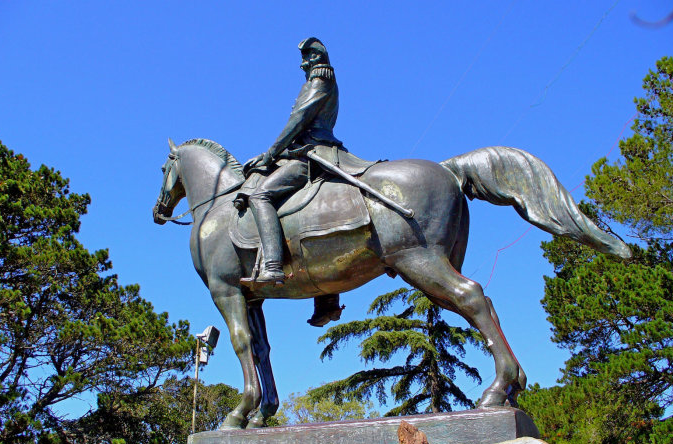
[246, 300, 279, 428]
[209, 281, 261, 429]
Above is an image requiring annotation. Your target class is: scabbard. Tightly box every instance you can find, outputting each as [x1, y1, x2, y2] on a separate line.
[306, 151, 414, 219]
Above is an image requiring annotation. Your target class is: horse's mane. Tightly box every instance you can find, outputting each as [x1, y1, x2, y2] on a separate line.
[179, 138, 244, 180]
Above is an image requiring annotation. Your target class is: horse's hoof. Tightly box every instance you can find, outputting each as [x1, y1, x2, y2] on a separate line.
[219, 412, 246, 430]
[505, 388, 520, 408]
[505, 375, 525, 407]
[478, 388, 508, 407]
[246, 417, 265, 429]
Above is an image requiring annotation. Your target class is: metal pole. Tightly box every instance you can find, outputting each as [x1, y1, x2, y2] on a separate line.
[191, 337, 201, 435]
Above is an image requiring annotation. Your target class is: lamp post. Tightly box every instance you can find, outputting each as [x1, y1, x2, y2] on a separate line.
[192, 325, 220, 434]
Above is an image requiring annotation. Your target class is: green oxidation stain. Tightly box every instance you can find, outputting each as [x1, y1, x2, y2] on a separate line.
[503, 170, 530, 194]
[380, 180, 403, 201]
[304, 229, 374, 277]
[333, 247, 376, 270]
[332, 230, 375, 271]
[199, 219, 219, 239]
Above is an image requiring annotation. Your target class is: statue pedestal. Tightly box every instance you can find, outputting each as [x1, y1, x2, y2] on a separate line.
[188, 407, 539, 444]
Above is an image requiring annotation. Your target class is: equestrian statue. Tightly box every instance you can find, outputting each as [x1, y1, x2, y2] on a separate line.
[152, 38, 631, 429]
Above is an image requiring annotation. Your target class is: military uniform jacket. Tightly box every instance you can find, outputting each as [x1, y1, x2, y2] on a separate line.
[269, 64, 341, 157]
[270, 65, 376, 176]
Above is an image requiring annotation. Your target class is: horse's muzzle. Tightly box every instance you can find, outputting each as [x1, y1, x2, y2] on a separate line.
[153, 203, 169, 225]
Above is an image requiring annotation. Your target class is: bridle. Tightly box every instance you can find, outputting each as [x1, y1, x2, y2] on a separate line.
[154, 152, 242, 225]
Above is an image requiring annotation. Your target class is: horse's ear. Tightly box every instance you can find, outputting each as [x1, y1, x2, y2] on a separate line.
[168, 138, 178, 154]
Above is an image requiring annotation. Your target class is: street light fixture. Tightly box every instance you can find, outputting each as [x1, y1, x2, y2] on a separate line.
[192, 325, 220, 434]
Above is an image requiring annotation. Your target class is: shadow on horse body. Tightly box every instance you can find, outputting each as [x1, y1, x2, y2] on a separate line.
[153, 138, 630, 429]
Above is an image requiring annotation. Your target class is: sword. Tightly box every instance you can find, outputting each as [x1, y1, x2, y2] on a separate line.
[306, 151, 415, 219]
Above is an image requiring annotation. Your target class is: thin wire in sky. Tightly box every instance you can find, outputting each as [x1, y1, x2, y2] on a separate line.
[484, 225, 533, 290]
[482, 112, 635, 289]
[569, 112, 636, 193]
[409, 0, 518, 156]
[464, 371, 496, 395]
[499, 0, 621, 144]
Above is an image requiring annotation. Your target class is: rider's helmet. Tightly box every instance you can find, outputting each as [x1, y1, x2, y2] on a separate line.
[298, 37, 330, 65]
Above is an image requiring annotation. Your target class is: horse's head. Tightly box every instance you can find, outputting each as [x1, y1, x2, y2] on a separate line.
[153, 138, 245, 225]
[153, 138, 186, 225]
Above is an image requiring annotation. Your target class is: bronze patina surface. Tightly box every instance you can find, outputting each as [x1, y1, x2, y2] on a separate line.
[152, 37, 630, 431]
[153, 138, 629, 429]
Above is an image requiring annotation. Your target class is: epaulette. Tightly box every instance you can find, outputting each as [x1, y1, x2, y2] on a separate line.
[309, 64, 335, 81]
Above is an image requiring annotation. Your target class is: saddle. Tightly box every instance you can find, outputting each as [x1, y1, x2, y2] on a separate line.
[229, 177, 370, 250]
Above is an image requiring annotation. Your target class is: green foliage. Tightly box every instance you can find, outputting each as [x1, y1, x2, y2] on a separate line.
[586, 56, 673, 240]
[275, 389, 378, 425]
[528, 236, 673, 442]
[66, 376, 241, 443]
[0, 143, 195, 443]
[311, 288, 484, 416]
[522, 57, 673, 443]
[519, 380, 662, 444]
[542, 241, 673, 392]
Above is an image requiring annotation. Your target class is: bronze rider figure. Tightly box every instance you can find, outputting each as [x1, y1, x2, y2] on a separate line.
[242, 37, 363, 326]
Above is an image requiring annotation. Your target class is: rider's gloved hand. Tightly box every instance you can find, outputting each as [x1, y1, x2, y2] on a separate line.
[243, 154, 264, 176]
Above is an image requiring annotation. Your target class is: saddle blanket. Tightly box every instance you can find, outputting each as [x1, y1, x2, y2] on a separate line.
[229, 179, 370, 249]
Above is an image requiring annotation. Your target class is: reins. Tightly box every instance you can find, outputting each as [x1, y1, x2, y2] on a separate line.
[156, 181, 242, 226]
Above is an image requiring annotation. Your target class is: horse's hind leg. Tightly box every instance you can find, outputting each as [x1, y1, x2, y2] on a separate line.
[483, 295, 527, 405]
[246, 301, 279, 428]
[209, 281, 261, 429]
[386, 245, 524, 407]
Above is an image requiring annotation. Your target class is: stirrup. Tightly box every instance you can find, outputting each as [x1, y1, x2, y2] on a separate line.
[257, 268, 286, 284]
[240, 269, 285, 288]
[240, 249, 286, 288]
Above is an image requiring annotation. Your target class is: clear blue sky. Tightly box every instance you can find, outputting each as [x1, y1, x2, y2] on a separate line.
[1, 1, 671, 417]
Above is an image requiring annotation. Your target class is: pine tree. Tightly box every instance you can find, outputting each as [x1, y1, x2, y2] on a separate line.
[518, 57, 673, 443]
[309, 288, 483, 416]
[0, 143, 195, 443]
[66, 376, 242, 443]
[586, 56, 673, 241]
[519, 379, 663, 444]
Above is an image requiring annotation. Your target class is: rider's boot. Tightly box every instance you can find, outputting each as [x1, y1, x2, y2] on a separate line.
[245, 196, 286, 286]
[307, 294, 345, 327]
[256, 259, 285, 285]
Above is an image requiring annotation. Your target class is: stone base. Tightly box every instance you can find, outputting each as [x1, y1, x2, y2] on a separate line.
[188, 407, 539, 444]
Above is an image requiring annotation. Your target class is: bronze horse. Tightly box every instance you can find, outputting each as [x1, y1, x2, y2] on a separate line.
[153, 138, 630, 429]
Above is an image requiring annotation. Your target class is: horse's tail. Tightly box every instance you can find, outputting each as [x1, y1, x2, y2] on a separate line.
[440, 146, 631, 258]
